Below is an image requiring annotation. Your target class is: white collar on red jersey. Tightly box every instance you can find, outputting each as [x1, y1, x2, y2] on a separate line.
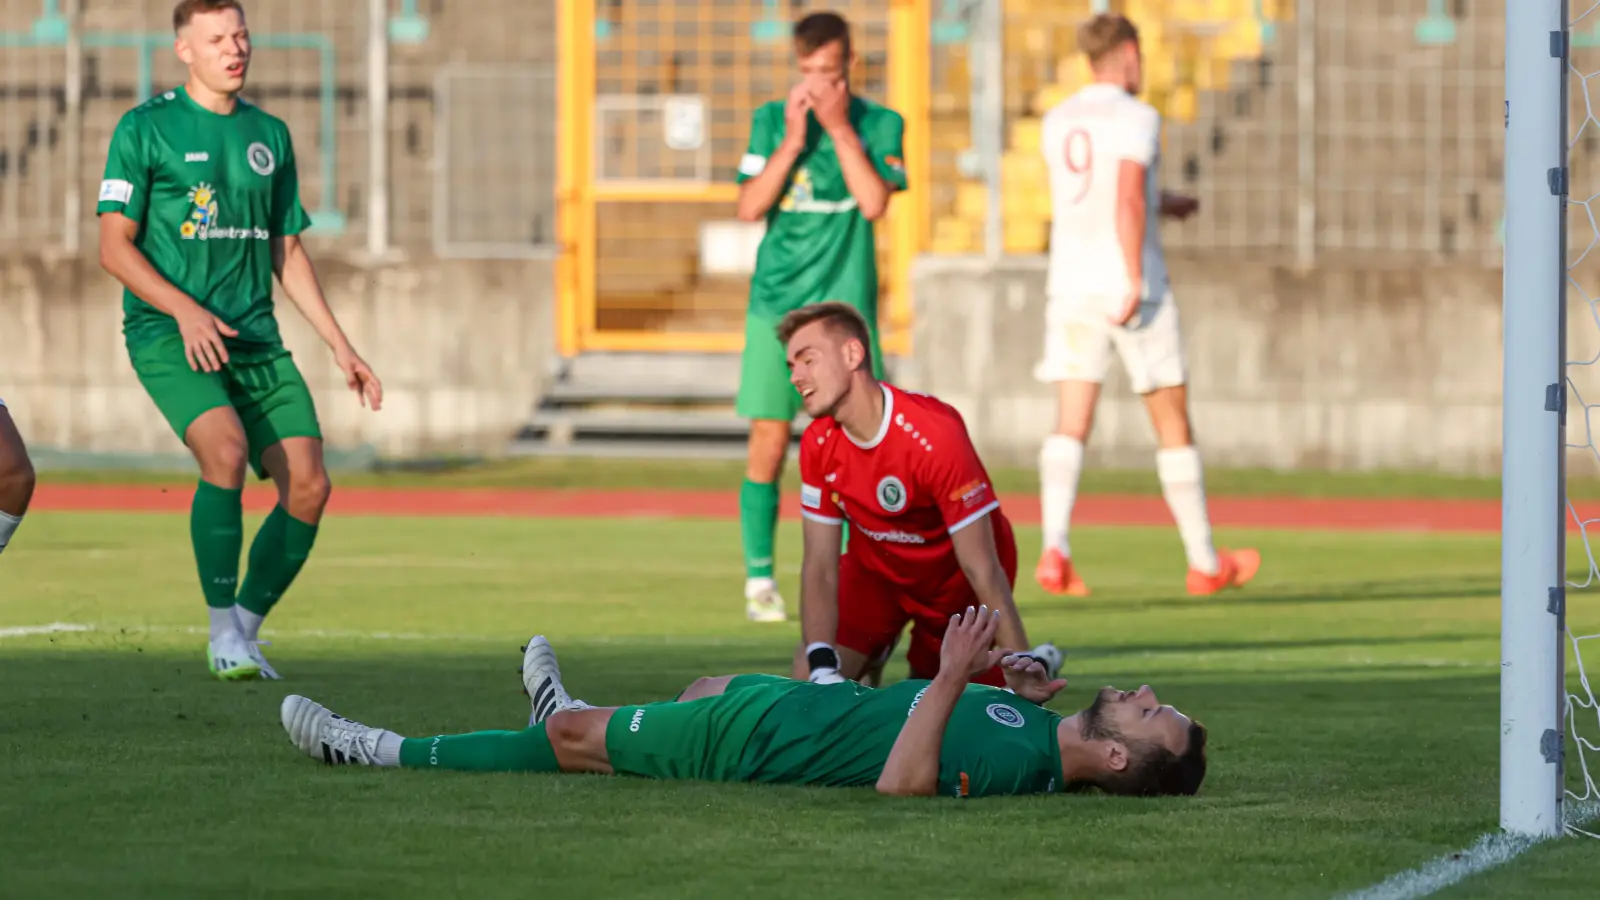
[844, 383, 895, 451]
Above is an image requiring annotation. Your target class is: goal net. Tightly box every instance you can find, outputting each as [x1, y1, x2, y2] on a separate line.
[1565, 0, 1600, 841]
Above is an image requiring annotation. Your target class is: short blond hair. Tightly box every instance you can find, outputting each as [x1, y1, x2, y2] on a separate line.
[1077, 13, 1139, 67]
[775, 301, 874, 372]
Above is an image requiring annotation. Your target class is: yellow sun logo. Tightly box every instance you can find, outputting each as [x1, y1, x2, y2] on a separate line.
[180, 221, 196, 238]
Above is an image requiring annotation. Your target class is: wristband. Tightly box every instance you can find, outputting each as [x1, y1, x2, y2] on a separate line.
[806, 642, 841, 674]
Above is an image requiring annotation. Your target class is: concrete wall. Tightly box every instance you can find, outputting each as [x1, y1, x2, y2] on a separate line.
[904, 255, 1559, 475]
[0, 253, 555, 463]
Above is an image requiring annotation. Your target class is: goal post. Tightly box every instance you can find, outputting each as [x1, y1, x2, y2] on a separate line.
[1501, 0, 1569, 839]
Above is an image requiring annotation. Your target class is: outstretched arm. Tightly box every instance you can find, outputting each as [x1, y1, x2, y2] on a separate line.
[271, 235, 383, 410]
[798, 514, 844, 680]
[950, 515, 1029, 654]
[877, 606, 1005, 797]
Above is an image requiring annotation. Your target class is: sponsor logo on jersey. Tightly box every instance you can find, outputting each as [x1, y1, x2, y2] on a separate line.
[949, 480, 989, 509]
[907, 684, 930, 716]
[185, 151, 209, 163]
[180, 183, 268, 242]
[629, 708, 645, 733]
[800, 482, 823, 510]
[856, 526, 924, 545]
[778, 167, 859, 214]
[885, 155, 904, 173]
[986, 703, 1025, 728]
[247, 141, 276, 176]
[876, 476, 907, 513]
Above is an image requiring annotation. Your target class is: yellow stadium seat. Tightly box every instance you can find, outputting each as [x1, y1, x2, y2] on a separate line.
[1259, 0, 1294, 22]
[932, 218, 981, 255]
[1032, 84, 1075, 115]
[956, 183, 988, 220]
[1004, 220, 1050, 254]
[1011, 118, 1043, 154]
[1216, 16, 1264, 59]
[1167, 86, 1198, 123]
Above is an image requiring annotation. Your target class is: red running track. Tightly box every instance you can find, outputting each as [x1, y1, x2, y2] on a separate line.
[24, 483, 1582, 534]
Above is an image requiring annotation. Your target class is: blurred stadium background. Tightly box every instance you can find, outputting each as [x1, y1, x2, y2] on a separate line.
[0, 0, 1573, 474]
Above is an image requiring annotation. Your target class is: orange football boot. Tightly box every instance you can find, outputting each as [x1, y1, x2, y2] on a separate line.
[1035, 548, 1090, 596]
[1186, 547, 1261, 596]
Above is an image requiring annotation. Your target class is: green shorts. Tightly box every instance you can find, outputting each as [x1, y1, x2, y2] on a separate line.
[735, 306, 885, 422]
[604, 674, 803, 783]
[128, 333, 323, 480]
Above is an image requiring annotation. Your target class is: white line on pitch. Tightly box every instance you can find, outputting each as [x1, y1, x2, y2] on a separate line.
[0, 623, 95, 638]
[0, 622, 763, 647]
[1338, 801, 1600, 900]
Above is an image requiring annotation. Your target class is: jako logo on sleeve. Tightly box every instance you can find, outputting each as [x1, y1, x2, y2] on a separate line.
[629, 708, 645, 732]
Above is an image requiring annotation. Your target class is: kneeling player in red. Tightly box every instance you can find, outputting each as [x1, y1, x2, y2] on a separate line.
[778, 301, 1060, 688]
[280, 611, 1208, 800]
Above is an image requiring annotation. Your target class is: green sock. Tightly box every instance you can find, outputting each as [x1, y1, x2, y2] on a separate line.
[190, 481, 243, 608]
[399, 723, 562, 772]
[237, 506, 319, 618]
[739, 478, 779, 580]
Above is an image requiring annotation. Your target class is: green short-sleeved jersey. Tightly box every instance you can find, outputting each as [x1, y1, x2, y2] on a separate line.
[96, 85, 312, 352]
[736, 96, 907, 322]
[738, 679, 1065, 798]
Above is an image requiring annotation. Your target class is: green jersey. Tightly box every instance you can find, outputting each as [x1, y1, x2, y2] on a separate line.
[738, 679, 1065, 798]
[736, 96, 907, 321]
[97, 85, 312, 351]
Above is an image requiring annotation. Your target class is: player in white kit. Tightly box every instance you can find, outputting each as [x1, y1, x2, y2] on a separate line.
[0, 396, 35, 557]
[1031, 13, 1258, 598]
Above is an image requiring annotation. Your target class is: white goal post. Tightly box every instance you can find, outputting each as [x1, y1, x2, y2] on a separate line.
[1501, 0, 1569, 839]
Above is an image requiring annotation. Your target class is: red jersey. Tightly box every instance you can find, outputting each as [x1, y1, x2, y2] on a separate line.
[799, 383, 1004, 598]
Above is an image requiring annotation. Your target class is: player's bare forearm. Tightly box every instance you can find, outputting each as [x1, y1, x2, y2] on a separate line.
[97, 214, 205, 320]
[951, 517, 1029, 652]
[799, 517, 843, 648]
[876, 668, 963, 796]
[827, 127, 891, 221]
[736, 139, 805, 222]
[272, 235, 353, 356]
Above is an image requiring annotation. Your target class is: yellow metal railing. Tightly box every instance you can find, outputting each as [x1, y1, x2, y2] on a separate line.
[555, 0, 930, 358]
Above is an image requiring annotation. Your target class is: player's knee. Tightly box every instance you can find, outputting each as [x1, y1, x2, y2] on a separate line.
[745, 421, 790, 481]
[0, 449, 35, 508]
[196, 435, 249, 482]
[544, 709, 597, 754]
[289, 466, 333, 513]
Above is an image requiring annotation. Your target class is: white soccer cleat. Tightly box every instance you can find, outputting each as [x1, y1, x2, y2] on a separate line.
[207, 630, 262, 682]
[245, 639, 282, 681]
[745, 578, 788, 623]
[280, 695, 386, 766]
[1027, 642, 1066, 680]
[519, 635, 591, 726]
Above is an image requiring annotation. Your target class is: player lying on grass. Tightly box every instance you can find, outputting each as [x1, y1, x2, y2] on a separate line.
[280, 607, 1209, 799]
[778, 302, 1062, 689]
[0, 397, 35, 557]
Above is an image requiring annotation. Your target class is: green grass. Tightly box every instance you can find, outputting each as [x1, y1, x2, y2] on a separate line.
[2, 511, 1598, 898]
[30, 453, 1600, 500]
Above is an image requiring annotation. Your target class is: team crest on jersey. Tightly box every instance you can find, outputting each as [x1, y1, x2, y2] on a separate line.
[778, 167, 813, 212]
[181, 183, 218, 240]
[986, 703, 1024, 728]
[247, 142, 275, 176]
[876, 476, 907, 513]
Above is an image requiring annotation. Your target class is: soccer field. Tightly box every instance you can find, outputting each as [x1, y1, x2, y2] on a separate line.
[1, 501, 1596, 899]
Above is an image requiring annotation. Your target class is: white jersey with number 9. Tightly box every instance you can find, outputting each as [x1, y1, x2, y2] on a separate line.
[1039, 84, 1168, 308]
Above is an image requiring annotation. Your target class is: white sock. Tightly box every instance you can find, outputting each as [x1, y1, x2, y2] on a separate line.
[208, 606, 240, 642]
[1156, 446, 1220, 574]
[0, 510, 19, 555]
[1038, 435, 1085, 557]
[745, 576, 776, 600]
[234, 606, 265, 642]
[374, 730, 404, 767]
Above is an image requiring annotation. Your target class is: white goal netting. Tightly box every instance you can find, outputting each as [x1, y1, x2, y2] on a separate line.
[1563, 0, 1600, 839]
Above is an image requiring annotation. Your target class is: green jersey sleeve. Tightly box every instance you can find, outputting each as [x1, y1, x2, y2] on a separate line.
[736, 103, 781, 185]
[865, 108, 908, 192]
[272, 131, 312, 237]
[97, 112, 151, 223]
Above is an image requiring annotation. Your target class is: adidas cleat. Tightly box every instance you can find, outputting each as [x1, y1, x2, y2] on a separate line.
[280, 695, 387, 766]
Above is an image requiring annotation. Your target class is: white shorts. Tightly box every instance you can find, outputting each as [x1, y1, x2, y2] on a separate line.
[1032, 290, 1187, 394]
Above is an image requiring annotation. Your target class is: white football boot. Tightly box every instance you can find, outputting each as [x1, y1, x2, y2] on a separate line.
[280, 695, 392, 766]
[519, 635, 592, 727]
[244, 639, 282, 680]
[207, 629, 261, 682]
[744, 577, 787, 623]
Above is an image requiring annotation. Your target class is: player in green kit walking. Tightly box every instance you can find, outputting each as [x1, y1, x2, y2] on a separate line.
[280, 607, 1210, 800]
[733, 12, 908, 623]
[96, 0, 383, 682]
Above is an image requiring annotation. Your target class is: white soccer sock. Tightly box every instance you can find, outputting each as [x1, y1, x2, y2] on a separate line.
[374, 730, 404, 767]
[233, 606, 265, 642]
[0, 510, 20, 555]
[1038, 435, 1085, 557]
[208, 606, 241, 642]
[1156, 446, 1220, 575]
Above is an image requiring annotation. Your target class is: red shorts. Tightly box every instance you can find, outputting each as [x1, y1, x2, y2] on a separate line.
[835, 510, 1019, 687]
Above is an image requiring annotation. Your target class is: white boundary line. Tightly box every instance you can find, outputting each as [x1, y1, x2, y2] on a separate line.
[1336, 800, 1600, 900]
[0, 622, 762, 647]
